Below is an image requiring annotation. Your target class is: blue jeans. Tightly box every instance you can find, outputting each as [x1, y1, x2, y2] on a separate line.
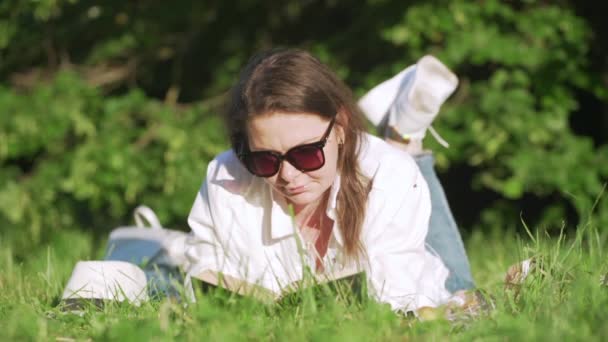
[416, 153, 475, 292]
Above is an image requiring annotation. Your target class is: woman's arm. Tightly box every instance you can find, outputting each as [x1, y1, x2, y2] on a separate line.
[185, 157, 245, 278]
[363, 152, 452, 313]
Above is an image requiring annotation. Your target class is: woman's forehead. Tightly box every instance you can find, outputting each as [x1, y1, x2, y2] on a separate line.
[246, 112, 331, 152]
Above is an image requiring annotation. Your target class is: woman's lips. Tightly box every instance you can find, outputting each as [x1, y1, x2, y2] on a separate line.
[285, 185, 307, 195]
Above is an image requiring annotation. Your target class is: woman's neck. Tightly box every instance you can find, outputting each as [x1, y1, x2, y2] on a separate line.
[290, 191, 334, 272]
[291, 190, 329, 221]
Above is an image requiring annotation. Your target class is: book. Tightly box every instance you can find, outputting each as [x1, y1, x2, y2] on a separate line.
[193, 266, 366, 303]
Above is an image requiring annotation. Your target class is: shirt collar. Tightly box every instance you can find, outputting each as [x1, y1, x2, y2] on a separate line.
[269, 186, 298, 241]
[326, 173, 344, 246]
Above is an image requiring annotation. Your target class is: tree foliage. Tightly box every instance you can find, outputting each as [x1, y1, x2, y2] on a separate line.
[1, 0, 606, 252]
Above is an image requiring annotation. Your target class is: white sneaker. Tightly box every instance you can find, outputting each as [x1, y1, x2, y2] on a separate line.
[358, 55, 458, 146]
[358, 64, 416, 127]
[61, 261, 149, 307]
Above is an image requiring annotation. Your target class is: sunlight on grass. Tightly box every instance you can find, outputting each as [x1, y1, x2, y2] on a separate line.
[0, 221, 606, 340]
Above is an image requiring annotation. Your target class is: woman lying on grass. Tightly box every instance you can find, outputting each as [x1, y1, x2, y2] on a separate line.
[185, 48, 479, 317]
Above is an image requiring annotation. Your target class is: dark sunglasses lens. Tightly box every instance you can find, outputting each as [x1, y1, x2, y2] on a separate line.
[289, 145, 324, 171]
[247, 153, 279, 177]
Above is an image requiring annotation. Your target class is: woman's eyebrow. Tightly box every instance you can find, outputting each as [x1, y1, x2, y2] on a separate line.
[298, 135, 321, 145]
[250, 133, 324, 153]
[289, 130, 328, 147]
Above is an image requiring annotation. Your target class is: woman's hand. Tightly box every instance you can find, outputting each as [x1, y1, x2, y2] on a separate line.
[414, 289, 495, 322]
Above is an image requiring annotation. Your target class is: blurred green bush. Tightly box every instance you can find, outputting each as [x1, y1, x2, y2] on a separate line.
[0, 72, 227, 249]
[379, 1, 608, 230]
[1, 0, 606, 252]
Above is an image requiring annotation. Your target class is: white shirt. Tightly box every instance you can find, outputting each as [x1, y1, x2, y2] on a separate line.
[185, 133, 451, 312]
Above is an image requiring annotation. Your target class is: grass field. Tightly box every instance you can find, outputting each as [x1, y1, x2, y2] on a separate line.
[1, 222, 606, 341]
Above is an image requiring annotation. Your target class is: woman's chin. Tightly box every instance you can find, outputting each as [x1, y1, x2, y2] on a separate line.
[285, 191, 318, 207]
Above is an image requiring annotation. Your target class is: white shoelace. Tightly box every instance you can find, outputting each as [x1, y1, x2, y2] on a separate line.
[428, 126, 450, 148]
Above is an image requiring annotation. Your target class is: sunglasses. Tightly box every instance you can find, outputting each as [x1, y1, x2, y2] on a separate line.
[241, 117, 336, 177]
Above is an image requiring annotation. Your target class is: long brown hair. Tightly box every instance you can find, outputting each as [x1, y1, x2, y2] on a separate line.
[225, 48, 371, 259]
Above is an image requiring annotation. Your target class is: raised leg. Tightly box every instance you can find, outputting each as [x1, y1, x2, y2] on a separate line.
[359, 55, 472, 292]
[415, 153, 475, 292]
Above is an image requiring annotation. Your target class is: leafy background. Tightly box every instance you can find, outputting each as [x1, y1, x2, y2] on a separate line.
[1, 0, 607, 256]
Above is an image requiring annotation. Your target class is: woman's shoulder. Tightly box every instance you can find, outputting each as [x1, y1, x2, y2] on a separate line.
[204, 149, 257, 197]
[358, 133, 421, 190]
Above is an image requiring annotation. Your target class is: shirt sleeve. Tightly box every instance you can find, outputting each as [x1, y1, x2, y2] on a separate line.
[363, 153, 451, 313]
[184, 158, 241, 277]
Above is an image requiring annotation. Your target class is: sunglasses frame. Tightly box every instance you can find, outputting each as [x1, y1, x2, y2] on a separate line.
[241, 117, 336, 177]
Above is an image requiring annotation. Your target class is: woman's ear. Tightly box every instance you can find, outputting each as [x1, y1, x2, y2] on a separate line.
[335, 108, 348, 144]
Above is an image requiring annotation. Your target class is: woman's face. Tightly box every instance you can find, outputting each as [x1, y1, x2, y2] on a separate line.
[246, 112, 343, 211]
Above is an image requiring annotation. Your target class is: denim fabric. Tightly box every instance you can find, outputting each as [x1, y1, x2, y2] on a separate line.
[104, 238, 183, 299]
[416, 153, 476, 292]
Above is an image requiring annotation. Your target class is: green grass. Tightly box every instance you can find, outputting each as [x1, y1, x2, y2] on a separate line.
[1, 222, 606, 341]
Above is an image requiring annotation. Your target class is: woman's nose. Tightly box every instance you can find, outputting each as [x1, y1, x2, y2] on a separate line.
[278, 159, 300, 182]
